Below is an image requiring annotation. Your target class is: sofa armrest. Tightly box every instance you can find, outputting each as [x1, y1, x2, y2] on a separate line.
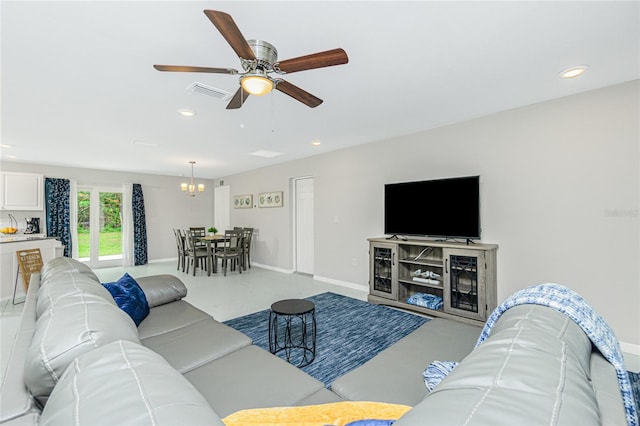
[395, 305, 602, 425]
[39, 340, 223, 426]
[135, 274, 188, 308]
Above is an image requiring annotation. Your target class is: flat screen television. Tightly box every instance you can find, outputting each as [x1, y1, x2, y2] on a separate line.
[384, 175, 480, 240]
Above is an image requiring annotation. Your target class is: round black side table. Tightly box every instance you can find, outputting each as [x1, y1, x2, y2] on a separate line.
[268, 299, 316, 368]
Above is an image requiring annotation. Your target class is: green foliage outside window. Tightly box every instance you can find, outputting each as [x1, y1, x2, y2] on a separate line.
[77, 191, 122, 232]
[77, 191, 123, 257]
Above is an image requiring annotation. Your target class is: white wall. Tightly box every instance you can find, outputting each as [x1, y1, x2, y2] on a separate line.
[222, 80, 639, 347]
[0, 163, 215, 267]
[2, 81, 637, 348]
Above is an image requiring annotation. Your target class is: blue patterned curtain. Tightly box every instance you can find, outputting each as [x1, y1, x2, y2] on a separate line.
[45, 178, 71, 257]
[132, 183, 148, 265]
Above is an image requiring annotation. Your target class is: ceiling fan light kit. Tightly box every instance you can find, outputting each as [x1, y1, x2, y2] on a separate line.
[154, 10, 348, 109]
[241, 72, 273, 96]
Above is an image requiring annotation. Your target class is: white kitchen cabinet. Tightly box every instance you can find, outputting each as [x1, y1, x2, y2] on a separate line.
[1, 172, 44, 210]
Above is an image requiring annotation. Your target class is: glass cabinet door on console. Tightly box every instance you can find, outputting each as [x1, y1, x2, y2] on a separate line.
[369, 242, 398, 300]
[443, 248, 487, 321]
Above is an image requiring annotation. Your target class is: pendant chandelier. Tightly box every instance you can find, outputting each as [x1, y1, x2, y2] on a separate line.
[181, 161, 204, 197]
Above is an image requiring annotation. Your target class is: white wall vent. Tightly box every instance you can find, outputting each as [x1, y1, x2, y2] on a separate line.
[187, 82, 232, 101]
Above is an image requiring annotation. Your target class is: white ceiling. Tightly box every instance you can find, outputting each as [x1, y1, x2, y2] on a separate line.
[2, 1, 638, 180]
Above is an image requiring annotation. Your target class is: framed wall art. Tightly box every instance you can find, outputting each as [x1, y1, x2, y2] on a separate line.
[258, 191, 283, 208]
[233, 194, 253, 209]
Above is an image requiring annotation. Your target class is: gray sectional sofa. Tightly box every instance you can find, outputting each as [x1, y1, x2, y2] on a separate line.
[0, 257, 631, 425]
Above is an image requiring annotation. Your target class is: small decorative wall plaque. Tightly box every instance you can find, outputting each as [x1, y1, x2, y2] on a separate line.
[258, 191, 283, 208]
[233, 194, 253, 209]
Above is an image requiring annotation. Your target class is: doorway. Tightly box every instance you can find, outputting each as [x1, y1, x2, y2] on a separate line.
[77, 187, 123, 267]
[214, 185, 230, 231]
[294, 176, 314, 274]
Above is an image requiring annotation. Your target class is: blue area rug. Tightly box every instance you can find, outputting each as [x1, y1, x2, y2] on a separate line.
[630, 371, 640, 413]
[224, 291, 640, 410]
[224, 292, 429, 386]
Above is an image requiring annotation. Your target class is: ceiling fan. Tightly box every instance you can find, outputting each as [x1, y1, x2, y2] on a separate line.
[154, 10, 349, 109]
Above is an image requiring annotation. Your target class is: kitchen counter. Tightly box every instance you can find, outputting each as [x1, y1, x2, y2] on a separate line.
[0, 235, 55, 243]
[1, 237, 63, 301]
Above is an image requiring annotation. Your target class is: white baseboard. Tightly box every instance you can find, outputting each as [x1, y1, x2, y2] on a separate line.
[312, 275, 368, 294]
[250, 264, 368, 297]
[251, 262, 294, 274]
[149, 257, 177, 264]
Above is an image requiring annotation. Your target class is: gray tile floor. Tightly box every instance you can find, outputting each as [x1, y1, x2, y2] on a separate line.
[0, 260, 368, 379]
[3, 260, 638, 377]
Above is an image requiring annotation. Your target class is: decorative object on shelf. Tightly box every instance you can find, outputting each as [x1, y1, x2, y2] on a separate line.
[411, 270, 441, 285]
[181, 161, 205, 197]
[15, 248, 43, 304]
[412, 269, 441, 279]
[413, 247, 434, 261]
[406, 293, 444, 311]
[258, 191, 283, 208]
[412, 277, 441, 285]
[233, 194, 253, 209]
[1, 214, 18, 234]
[25, 217, 40, 234]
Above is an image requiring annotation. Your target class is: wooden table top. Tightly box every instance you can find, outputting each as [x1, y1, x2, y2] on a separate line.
[198, 234, 227, 241]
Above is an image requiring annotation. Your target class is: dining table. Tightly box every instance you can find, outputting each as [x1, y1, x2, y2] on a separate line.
[198, 234, 228, 275]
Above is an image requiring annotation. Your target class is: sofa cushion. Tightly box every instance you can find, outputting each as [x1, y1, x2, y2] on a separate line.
[24, 293, 140, 404]
[39, 340, 223, 426]
[102, 273, 150, 326]
[184, 345, 327, 418]
[137, 299, 212, 339]
[141, 317, 251, 374]
[39, 257, 100, 285]
[331, 318, 481, 406]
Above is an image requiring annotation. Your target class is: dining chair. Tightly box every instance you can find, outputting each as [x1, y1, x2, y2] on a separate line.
[240, 227, 254, 270]
[173, 229, 187, 272]
[190, 227, 206, 248]
[185, 229, 208, 276]
[214, 229, 243, 276]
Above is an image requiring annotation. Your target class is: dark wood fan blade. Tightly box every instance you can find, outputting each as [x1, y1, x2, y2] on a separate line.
[203, 10, 255, 60]
[275, 80, 323, 108]
[275, 48, 348, 74]
[153, 65, 238, 74]
[226, 87, 250, 109]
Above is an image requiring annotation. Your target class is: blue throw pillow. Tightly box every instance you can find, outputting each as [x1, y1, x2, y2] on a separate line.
[102, 273, 149, 326]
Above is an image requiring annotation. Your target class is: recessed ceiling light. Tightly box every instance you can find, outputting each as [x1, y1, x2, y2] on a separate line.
[6, 155, 17, 159]
[560, 65, 589, 79]
[178, 109, 196, 117]
[311, 139, 321, 146]
[249, 150, 283, 158]
[0, 144, 13, 148]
